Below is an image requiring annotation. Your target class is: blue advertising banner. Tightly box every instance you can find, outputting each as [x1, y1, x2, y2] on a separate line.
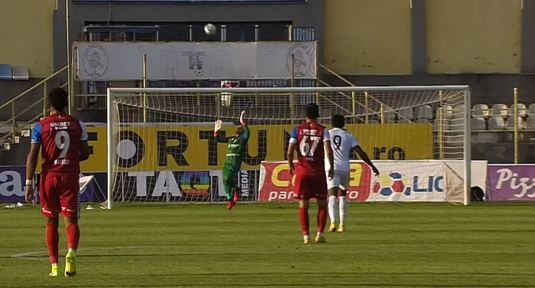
[0, 166, 25, 203]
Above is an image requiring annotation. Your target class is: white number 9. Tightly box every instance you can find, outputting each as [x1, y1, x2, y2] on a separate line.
[55, 131, 71, 159]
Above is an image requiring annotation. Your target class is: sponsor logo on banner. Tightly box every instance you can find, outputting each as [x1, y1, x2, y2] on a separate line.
[114, 170, 258, 201]
[367, 162, 444, 202]
[179, 171, 210, 197]
[76, 123, 432, 173]
[258, 161, 372, 202]
[372, 172, 444, 197]
[259, 161, 446, 202]
[487, 165, 535, 201]
[0, 166, 25, 202]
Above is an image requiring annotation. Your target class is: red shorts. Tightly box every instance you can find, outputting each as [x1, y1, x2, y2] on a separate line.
[294, 172, 327, 200]
[39, 173, 79, 218]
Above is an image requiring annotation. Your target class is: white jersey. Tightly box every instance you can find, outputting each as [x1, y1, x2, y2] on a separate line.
[325, 127, 359, 172]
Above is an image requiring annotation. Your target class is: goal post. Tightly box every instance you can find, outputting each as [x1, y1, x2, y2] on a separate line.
[106, 86, 471, 209]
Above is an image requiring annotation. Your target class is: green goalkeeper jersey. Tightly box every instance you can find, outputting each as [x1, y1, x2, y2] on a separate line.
[218, 125, 250, 172]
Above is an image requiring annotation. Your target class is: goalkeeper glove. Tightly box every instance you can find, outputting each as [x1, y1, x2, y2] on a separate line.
[239, 110, 246, 126]
[214, 119, 223, 136]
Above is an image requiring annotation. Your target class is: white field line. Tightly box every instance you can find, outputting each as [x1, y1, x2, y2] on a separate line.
[10, 246, 147, 261]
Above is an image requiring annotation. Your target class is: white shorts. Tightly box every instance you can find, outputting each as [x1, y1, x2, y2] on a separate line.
[326, 170, 350, 190]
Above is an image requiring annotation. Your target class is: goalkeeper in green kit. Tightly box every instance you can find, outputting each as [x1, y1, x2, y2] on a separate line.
[214, 111, 250, 211]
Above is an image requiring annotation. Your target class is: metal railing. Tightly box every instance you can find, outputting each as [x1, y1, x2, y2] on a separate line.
[0, 66, 68, 147]
[319, 64, 414, 123]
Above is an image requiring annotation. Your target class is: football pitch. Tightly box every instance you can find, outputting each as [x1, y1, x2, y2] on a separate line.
[1, 203, 534, 288]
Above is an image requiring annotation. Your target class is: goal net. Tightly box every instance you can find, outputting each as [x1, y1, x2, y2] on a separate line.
[106, 86, 471, 208]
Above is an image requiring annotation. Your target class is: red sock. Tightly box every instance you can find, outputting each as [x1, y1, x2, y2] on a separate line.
[317, 206, 327, 233]
[66, 223, 80, 250]
[299, 207, 310, 236]
[46, 222, 59, 264]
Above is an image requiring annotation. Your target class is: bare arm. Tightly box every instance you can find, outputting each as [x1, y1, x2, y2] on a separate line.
[325, 140, 334, 179]
[287, 142, 296, 175]
[25, 143, 40, 202]
[353, 145, 379, 176]
[80, 141, 90, 161]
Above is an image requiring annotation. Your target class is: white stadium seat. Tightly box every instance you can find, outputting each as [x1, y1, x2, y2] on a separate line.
[397, 107, 414, 123]
[491, 104, 509, 118]
[529, 103, 535, 116]
[488, 116, 506, 130]
[506, 116, 524, 130]
[415, 105, 433, 121]
[442, 105, 453, 119]
[382, 109, 396, 123]
[471, 117, 486, 130]
[508, 103, 527, 118]
[527, 117, 535, 130]
[472, 104, 490, 118]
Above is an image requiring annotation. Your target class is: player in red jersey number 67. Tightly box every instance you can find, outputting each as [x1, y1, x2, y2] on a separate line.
[287, 103, 334, 244]
[25, 88, 89, 277]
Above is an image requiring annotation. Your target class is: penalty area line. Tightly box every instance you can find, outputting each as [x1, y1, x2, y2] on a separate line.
[9, 246, 148, 261]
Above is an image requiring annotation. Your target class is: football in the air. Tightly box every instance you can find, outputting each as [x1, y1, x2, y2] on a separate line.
[204, 23, 217, 36]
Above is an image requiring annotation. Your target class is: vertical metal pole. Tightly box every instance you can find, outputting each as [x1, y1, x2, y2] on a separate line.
[438, 90, 444, 159]
[463, 88, 472, 206]
[351, 91, 357, 121]
[11, 102, 16, 135]
[438, 107, 444, 160]
[65, 0, 73, 114]
[290, 54, 295, 123]
[216, 93, 221, 118]
[196, 81, 201, 107]
[513, 87, 519, 164]
[364, 91, 368, 123]
[43, 81, 48, 118]
[379, 102, 384, 124]
[106, 88, 113, 209]
[142, 53, 147, 123]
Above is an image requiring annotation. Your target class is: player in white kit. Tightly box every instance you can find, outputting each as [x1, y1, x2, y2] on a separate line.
[326, 114, 380, 232]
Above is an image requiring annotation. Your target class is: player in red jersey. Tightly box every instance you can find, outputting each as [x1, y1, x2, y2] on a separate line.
[287, 103, 334, 244]
[25, 88, 89, 277]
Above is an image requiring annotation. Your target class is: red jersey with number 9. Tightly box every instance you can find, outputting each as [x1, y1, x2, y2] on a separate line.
[289, 121, 330, 176]
[31, 113, 88, 174]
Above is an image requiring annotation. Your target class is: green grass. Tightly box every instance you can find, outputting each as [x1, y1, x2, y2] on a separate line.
[1, 202, 535, 288]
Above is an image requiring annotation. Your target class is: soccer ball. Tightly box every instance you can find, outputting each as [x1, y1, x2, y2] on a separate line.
[372, 172, 411, 196]
[204, 23, 217, 36]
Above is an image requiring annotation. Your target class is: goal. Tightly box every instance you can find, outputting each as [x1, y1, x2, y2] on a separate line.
[106, 86, 471, 208]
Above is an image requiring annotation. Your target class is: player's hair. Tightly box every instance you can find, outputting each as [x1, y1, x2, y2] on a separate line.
[332, 114, 346, 128]
[48, 87, 68, 112]
[305, 103, 319, 119]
